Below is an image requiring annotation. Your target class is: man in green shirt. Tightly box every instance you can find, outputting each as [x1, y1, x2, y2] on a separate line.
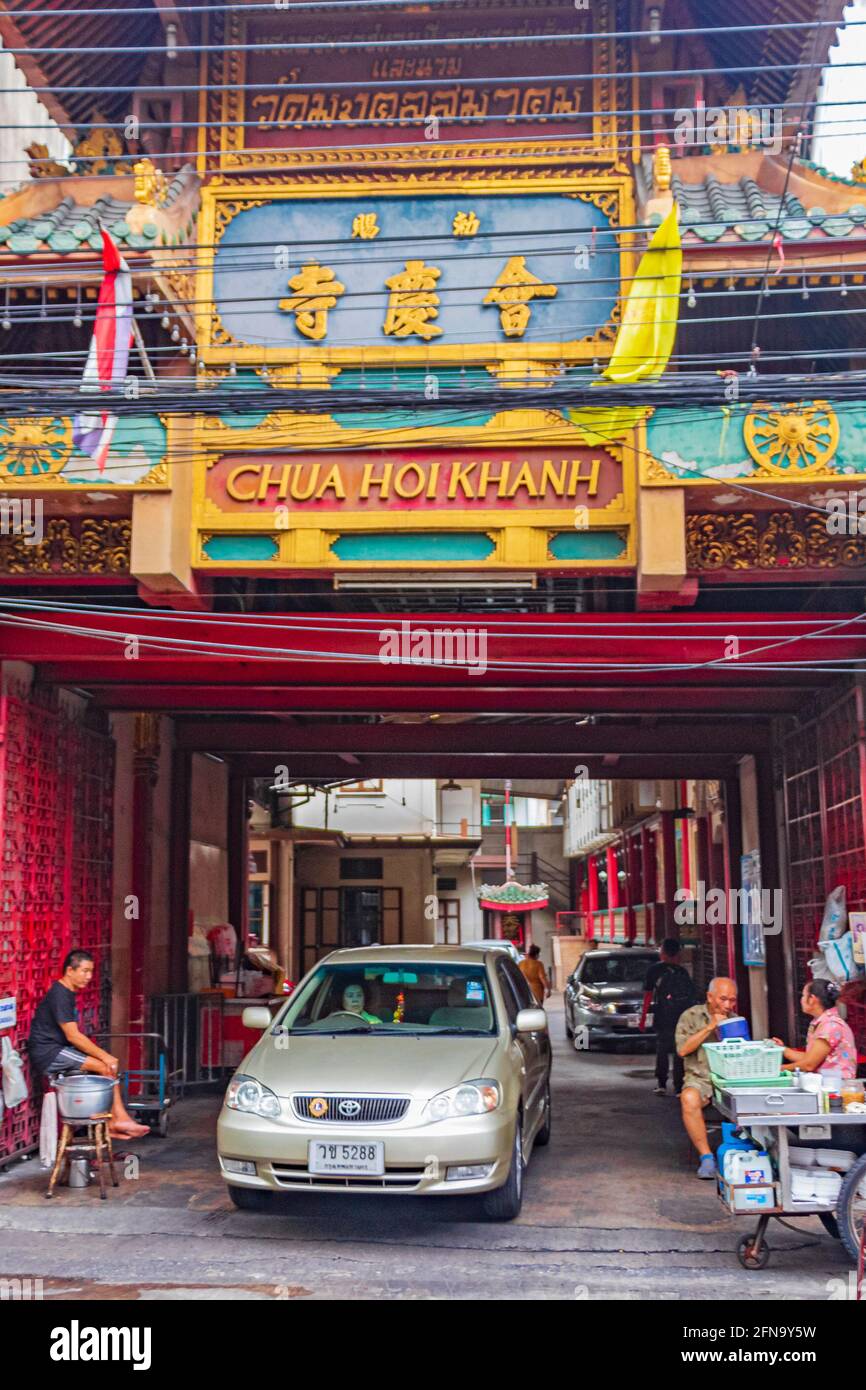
[675, 977, 738, 1179]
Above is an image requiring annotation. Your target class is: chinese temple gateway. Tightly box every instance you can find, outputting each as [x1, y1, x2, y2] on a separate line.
[1, 0, 865, 1165]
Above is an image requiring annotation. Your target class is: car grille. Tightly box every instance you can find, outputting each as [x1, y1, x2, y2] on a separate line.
[614, 1002, 640, 1014]
[291, 1094, 410, 1124]
[272, 1162, 426, 1191]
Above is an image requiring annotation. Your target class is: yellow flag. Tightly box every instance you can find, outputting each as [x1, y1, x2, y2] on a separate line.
[600, 203, 681, 385]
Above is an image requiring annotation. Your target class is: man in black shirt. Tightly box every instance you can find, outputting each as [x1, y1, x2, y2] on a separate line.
[29, 949, 149, 1138]
[642, 938, 698, 1096]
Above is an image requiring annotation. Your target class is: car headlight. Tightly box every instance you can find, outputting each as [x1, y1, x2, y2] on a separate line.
[578, 993, 604, 1013]
[225, 1074, 281, 1120]
[604, 1002, 619, 1015]
[424, 1080, 501, 1122]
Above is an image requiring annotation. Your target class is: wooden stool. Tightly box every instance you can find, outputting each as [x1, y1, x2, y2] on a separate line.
[46, 1112, 118, 1200]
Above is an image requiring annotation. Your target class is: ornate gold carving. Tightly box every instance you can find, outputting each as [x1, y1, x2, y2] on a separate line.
[0, 417, 72, 481]
[214, 198, 269, 244]
[0, 518, 131, 574]
[642, 452, 680, 483]
[686, 511, 866, 571]
[653, 144, 672, 192]
[25, 142, 69, 179]
[72, 115, 125, 176]
[206, 1, 623, 172]
[743, 401, 840, 477]
[133, 158, 170, 207]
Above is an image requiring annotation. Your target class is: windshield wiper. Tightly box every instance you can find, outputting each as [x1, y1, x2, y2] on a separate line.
[416, 1027, 491, 1036]
[289, 1024, 373, 1035]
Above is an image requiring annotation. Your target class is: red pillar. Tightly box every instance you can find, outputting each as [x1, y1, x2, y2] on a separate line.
[606, 843, 617, 941]
[587, 854, 599, 940]
[624, 831, 637, 942]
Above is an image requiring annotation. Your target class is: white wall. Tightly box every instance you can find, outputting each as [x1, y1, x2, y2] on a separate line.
[292, 779, 438, 835]
[0, 42, 69, 194]
[812, 2, 866, 177]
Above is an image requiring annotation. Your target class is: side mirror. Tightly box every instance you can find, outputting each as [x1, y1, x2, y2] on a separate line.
[515, 1008, 548, 1034]
[242, 1006, 272, 1031]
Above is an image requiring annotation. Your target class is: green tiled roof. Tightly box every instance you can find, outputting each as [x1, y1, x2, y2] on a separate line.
[641, 156, 866, 244]
[0, 166, 197, 257]
[478, 880, 550, 905]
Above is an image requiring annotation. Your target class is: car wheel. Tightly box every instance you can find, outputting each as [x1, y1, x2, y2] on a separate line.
[227, 1185, 272, 1212]
[481, 1115, 524, 1221]
[534, 1077, 552, 1148]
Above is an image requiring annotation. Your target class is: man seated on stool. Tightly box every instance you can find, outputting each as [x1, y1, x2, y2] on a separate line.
[29, 949, 149, 1140]
[675, 977, 739, 1180]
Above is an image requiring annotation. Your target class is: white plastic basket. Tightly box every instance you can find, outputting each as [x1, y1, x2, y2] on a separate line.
[704, 1040, 784, 1080]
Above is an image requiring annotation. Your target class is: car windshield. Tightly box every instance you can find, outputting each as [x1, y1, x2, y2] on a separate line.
[581, 955, 653, 985]
[278, 962, 496, 1035]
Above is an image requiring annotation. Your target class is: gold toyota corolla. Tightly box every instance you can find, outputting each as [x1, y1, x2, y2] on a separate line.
[217, 945, 551, 1220]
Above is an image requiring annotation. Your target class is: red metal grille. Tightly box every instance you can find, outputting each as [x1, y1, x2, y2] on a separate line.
[0, 684, 114, 1163]
[782, 686, 866, 1060]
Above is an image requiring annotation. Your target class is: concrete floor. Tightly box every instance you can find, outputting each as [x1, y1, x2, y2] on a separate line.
[0, 1001, 855, 1300]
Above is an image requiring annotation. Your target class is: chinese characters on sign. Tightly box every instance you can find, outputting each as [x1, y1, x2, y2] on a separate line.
[212, 192, 621, 352]
[279, 245, 561, 342]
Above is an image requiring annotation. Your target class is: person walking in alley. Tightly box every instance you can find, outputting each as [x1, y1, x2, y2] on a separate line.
[519, 944, 551, 1005]
[643, 938, 698, 1096]
[28, 950, 150, 1139]
[675, 977, 739, 1179]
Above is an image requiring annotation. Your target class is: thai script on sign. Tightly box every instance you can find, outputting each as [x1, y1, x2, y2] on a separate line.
[250, 83, 584, 130]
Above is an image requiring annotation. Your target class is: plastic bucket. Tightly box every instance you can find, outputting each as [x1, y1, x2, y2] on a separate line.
[716, 1015, 751, 1042]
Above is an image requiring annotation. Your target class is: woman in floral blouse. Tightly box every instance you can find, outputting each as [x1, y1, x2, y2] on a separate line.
[774, 978, 858, 1081]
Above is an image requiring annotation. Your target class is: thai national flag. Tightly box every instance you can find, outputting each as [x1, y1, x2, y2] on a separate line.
[72, 227, 134, 473]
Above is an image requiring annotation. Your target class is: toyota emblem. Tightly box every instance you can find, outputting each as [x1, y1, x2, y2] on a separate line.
[338, 1099, 361, 1118]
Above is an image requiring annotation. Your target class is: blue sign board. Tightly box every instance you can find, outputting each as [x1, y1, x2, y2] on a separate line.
[213, 193, 620, 351]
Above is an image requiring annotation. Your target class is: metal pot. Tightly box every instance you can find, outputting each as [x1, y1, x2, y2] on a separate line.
[54, 1073, 116, 1120]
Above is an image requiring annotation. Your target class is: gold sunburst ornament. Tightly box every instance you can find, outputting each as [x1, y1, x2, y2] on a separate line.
[743, 401, 839, 476]
[0, 417, 73, 481]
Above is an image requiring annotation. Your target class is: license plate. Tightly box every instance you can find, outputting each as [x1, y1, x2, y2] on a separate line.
[308, 1140, 385, 1176]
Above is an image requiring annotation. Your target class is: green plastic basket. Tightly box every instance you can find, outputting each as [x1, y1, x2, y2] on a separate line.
[704, 1040, 784, 1080]
[711, 1072, 794, 1090]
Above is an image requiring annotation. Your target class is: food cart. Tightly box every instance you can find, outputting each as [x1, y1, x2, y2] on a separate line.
[707, 1041, 866, 1271]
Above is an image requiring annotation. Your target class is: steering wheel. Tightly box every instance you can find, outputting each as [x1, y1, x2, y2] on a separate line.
[326, 1010, 369, 1023]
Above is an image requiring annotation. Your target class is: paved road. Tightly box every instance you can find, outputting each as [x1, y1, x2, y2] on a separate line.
[0, 1002, 855, 1300]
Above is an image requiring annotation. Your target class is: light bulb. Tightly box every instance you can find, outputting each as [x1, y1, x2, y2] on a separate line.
[2, 316, 10, 331]
[161, 313, 170, 329]
[171, 325, 179, 341]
